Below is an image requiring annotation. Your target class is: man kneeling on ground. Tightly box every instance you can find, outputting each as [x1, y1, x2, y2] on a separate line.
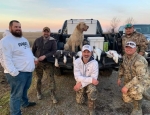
[73, 45, 99, 115]
[118, 41, 150, 115]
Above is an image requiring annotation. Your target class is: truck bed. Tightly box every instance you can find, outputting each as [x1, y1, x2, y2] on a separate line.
[47, 52, 120, 70]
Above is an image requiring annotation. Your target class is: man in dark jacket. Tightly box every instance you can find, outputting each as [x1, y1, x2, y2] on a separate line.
[32, 27, 58, 103]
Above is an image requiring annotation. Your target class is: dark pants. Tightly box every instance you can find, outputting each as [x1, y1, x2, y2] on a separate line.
[6, 72, 32, 115]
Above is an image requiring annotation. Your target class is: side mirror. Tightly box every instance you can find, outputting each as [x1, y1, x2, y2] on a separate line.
[58, 29, 61, 33]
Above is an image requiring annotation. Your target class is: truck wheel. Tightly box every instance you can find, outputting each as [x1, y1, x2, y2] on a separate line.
[54, 67, 63, 76]
[99, 69, 113, 77]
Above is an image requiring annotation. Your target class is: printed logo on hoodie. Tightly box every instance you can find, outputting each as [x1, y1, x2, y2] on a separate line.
[18, 42, 29, 49]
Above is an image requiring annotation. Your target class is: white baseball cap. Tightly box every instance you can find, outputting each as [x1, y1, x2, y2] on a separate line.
[82, 45, 92, 52]
[125, 41, 136, 48]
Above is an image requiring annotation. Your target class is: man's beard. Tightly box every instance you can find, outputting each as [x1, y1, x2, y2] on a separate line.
[11, 30, 22, 37]
[126, 33, 132, 36]
[43, 35, 49, 39]
[83, 56, 90, 60]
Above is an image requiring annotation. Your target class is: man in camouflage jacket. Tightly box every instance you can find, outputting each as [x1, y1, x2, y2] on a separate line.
[122, 23, 150, 101]
[122, 23, 148, 56]
[118, 41, 150, 115]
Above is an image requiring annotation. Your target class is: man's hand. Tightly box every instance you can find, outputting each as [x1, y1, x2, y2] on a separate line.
[92, 79, 99, 85]
[121, 86, 128, 94]
[38, 55, 46, 61]
[117, 79, 121, 86]
[34, 58, 39, 65]
[139, 52, 144, 56]
[74, 82, 82, 91]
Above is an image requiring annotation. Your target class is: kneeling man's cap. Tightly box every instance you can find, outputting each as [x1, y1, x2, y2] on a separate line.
[125, 41, 136, 48]
[82, 45, 92, 52]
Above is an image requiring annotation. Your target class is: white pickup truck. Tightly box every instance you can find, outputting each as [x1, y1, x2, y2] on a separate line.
[48, 19, 123, 76]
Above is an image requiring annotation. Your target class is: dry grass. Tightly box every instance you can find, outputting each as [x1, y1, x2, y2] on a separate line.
[0, 92, 10, 115]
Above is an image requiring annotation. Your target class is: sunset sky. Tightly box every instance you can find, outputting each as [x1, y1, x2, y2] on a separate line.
[0, 0, 150, 32]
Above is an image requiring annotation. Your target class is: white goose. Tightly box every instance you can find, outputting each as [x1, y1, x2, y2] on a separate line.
[105, 50, 121, 63]
[77, 51, 82, 58]
[93, 46, 102, 61]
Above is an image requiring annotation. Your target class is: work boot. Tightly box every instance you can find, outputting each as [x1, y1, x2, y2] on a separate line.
[25, 102, 36, 108]
[89, 110, 96, 115]
[143, 90, 150, 100]
[50, 90, 58, 104]
[37, 92, 42, 100]
[88, 99, 96, 115]
[131, 100, 142, 115]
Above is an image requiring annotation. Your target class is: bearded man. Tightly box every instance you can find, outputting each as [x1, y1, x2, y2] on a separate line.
[0, 20, 36, 115]
[122, 23, 148, 56]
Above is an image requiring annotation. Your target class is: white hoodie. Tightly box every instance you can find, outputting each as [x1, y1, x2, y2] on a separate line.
[2, 30, 11, 37]
[0, 31, 35, 76]
[73, 57, 99, 88]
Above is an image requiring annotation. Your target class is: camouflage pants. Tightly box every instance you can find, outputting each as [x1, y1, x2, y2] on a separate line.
[123, 84, 145, 103]
[123, 79, 150, 103]
[35, 62, 55, 94]
[76, 84, 97, 104]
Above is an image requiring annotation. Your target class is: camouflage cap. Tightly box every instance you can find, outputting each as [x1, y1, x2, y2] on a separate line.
[43, 27, 50, 32]
[125, 23, 133, 29]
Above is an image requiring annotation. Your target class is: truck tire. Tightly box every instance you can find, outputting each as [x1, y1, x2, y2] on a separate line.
[99, 69, 113, 77]
[54, 67, 63, 76]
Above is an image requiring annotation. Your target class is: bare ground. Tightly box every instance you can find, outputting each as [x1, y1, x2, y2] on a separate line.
[1, 32, 150, 115]
[1, 68, 150, 115]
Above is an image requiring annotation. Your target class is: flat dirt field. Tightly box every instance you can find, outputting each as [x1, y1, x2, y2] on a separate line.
[0, 32, 150, 115]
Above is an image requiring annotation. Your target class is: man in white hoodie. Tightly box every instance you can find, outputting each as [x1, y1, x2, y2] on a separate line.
[0, 20, 36, 115]
[73, 45, 99, 115]
[0, 30, 11, 84]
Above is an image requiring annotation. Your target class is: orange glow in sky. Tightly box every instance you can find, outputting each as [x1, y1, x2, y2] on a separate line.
[0, 0, 150, 32]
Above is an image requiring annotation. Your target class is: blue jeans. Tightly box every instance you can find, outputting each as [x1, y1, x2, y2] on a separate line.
[6, 72, 32, 115]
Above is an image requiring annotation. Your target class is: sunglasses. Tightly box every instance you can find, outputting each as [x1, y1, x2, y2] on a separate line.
[126, 42, 136, 46]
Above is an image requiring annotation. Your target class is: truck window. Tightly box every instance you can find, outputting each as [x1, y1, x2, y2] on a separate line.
[134, 25, 150, 34]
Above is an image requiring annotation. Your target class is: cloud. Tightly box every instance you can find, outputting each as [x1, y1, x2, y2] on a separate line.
[1, 0, 150, 32]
